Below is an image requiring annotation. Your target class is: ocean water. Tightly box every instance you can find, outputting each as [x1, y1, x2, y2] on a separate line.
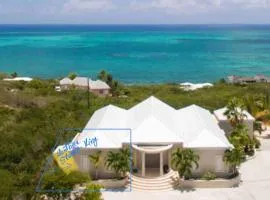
[0, 24, 270, 83]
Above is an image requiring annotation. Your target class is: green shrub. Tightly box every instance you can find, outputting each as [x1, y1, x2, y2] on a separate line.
[202, 171, 216, 181]
[42, 170, 90, 198]
[0, 169, 15, 199]
[83, 183, 103, 200]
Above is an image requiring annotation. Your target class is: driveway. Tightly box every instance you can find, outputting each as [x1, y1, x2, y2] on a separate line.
[103, 131, 270, 200]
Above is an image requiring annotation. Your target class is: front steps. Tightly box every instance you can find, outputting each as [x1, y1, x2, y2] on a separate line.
[127, 170, 179, 191]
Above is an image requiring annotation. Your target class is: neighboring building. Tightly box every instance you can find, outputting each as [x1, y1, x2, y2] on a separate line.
[59, 77, 111, 96]
[3, 77, 33, 82]
[59, 77, 73, 89]
[254, 74, 269, 83]
[72, 77, 89, 89]
[180, 82, 213, 91]
[89, 79, 111, 96]
[214, 107, 255, 138]
[227, 74, 270, 84]
[55, 96, 233, 180]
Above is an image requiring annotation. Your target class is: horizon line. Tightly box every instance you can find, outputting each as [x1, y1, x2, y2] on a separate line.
[1, 23, 270, 26]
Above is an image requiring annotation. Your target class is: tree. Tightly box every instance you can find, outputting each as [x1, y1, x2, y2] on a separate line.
[223, 148, 245, 175]
[97, 70, 108, 82]
[224, 97, 247, 127]
[68, 72, 77, 80]
[118, 148, 131, 176]
[105, 148, 131, 179]
[97, 70, 120, 96]
[88, 151, 102, 180]
[229, 124, 250, 148]
[171, 148, 199, 179]
[11, 72, 18, 78]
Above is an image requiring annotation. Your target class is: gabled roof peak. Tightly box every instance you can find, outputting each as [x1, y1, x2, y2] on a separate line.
[101, 104, 125, 111]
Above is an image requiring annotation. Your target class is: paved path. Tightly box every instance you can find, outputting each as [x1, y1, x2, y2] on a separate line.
[103, 131, 270, 200]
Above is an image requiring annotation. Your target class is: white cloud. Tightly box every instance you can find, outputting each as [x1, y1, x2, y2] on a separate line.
[129, 0, 270, 14]
[242, 0, 270, 8]
[62, 0, 116, 13]
[130, 0, 222, 14]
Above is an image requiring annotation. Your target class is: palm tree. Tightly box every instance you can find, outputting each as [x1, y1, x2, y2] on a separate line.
[223, 148, 245, 175]
[171, 148, 199, 179]
[97, 70, 108, 82]
[224, 97, 247, 127]
[68, 72, 77, 80]
[118, 148, 132, 177]
[229, 124, 250, 148]
[105, 148, 131, 179]
[88, 151, 102, 180]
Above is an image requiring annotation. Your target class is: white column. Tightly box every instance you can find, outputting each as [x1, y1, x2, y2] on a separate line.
[168, 149, 171, 169]
[160, 152, 163, 176]
[134, 150, 137, 168]
[142, 152, 145, 177]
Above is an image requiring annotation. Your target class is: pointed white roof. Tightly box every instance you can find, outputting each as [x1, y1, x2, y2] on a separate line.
[72, 77, 89, 87]
[89, 79, 110, 90]
[128, 116, 182, 144]
[84, 105, 127, 129]
[60, 77, 72, 85]
[185, 129, 233, 148]
[214, 107, 255, 121]
[70, 96, 232, 149]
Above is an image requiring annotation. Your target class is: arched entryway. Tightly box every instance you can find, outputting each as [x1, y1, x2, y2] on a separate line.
[132, 144, 173, 177]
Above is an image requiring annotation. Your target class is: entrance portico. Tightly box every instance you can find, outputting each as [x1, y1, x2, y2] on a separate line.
[132, 144, 173, 177]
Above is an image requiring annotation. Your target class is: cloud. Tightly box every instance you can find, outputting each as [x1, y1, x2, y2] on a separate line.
[129, 0, 270, 14]
[62, 0, 116, 13]
[130, 0, 222, 14]
[234, 0, 270, 8]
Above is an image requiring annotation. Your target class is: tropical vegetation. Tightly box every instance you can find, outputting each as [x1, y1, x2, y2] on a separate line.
[202, 171, 217, 181]
[223, 148, 245, 175]
[83, 183, 103, 200]
[105, 148, 131, 179]
[223, 97, 259, 174]
[224, 97, 247, 127]
[171, 148, 199, 179]
[68, 72, 77, 80]
[88, 151, 102, 180]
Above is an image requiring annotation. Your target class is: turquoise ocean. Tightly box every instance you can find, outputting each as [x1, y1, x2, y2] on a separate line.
[0, 25, 270, 83]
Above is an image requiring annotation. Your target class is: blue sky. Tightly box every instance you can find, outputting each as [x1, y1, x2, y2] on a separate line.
[0, 0, 270, 24]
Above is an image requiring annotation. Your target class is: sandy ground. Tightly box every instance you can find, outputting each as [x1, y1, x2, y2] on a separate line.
[102, 129, 270, 200]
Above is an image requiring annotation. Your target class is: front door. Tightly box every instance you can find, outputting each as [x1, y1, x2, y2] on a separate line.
[145, 153, 160, 168]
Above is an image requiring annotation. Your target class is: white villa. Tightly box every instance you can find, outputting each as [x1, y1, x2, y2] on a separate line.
[59, 77, 111, 96]
[54, 96, 251, 183]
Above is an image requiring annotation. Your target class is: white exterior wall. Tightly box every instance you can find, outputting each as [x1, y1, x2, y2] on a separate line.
[90, 89, 110, 96]
[74, 144, 231, 179]
[191, 148, 230, 178]
[74, 148, 118, 179]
